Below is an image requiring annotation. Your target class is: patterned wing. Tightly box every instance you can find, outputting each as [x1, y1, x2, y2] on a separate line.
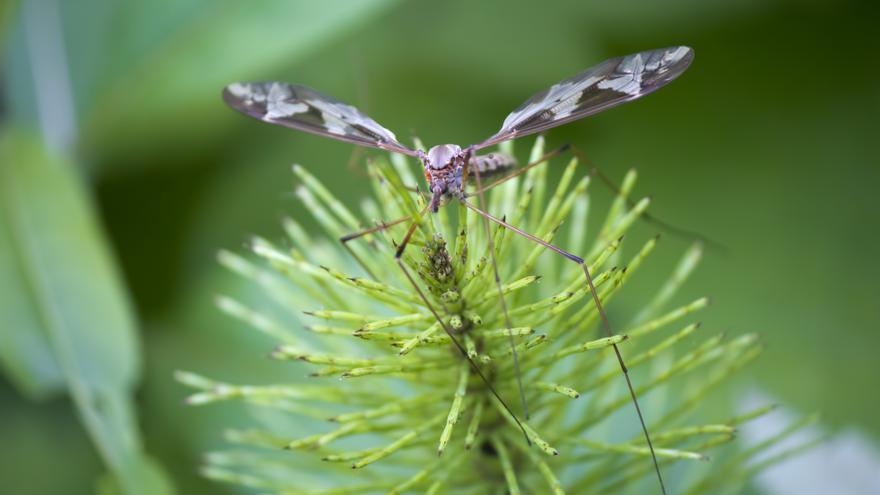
[474, 46, 694, 150]
[223, 82, 418, 156]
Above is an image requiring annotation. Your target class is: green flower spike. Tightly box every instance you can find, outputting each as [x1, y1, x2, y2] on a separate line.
[178, 138, 810, 494]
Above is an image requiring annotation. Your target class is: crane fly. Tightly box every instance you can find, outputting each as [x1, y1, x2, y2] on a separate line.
[224, 46, 694, 495]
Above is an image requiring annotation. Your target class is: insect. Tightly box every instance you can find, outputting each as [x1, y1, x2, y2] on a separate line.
[224, 46, 694, 495]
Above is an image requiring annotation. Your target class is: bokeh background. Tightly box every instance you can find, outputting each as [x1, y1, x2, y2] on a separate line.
[1, 0, 878, 493]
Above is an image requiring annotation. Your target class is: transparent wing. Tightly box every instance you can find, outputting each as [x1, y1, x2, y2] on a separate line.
[474, 46, 694, 150]
[223, 82, 418, 156]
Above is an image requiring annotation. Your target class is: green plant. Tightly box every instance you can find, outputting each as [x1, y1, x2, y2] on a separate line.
[178, 138, 808, 494]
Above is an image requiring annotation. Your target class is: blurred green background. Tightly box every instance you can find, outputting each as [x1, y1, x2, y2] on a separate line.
[1, 0, 877, 493]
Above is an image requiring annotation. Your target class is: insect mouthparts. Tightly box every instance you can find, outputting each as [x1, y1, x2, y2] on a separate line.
[429, 185, 444, 213]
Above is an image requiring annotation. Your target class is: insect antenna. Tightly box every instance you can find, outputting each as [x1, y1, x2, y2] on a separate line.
[458, 197, 667, 495]
[391, 216, 532, 446]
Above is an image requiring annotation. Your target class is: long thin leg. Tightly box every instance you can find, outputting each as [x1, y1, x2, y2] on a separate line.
[339, 241, 379, 281]
[473, 142, 724, 254]
[338, 205, 430, 280]
[339, 142, 566, 249]
[571, 145, 727, 253]
[460, 198, 667, 495]
[392, 217, 532, 445]
[469, 143, 570, 197]
[339, 212, 415, 243]
[468, 158, 530, 420]
[339, 197, 452, 245]
[463, 141, 579, 419]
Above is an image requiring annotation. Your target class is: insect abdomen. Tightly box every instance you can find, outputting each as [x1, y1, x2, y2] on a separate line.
[471, 153, 517, 179]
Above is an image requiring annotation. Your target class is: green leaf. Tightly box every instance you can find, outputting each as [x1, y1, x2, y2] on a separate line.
[81, 0, 400, 172]
[0, 128, 138, 394]
[96, 454, 175, 495]
[0, 129, 171, 494]
[0, 1, 18, 51]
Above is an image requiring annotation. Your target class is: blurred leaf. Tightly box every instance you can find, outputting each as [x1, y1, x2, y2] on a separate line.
[96, 454, 175, 495]
[0, 128, 138, 395]
[0, 129, 171, 494]
[0, 167, 64, 398]
[80, 0, 399, 174]
[0, 1, 18, 51]
[0, 391, 104, 493]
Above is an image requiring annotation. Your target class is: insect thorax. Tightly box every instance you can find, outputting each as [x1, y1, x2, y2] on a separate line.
[422, 144, 517, 212]
[423, 145, 466, 211]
